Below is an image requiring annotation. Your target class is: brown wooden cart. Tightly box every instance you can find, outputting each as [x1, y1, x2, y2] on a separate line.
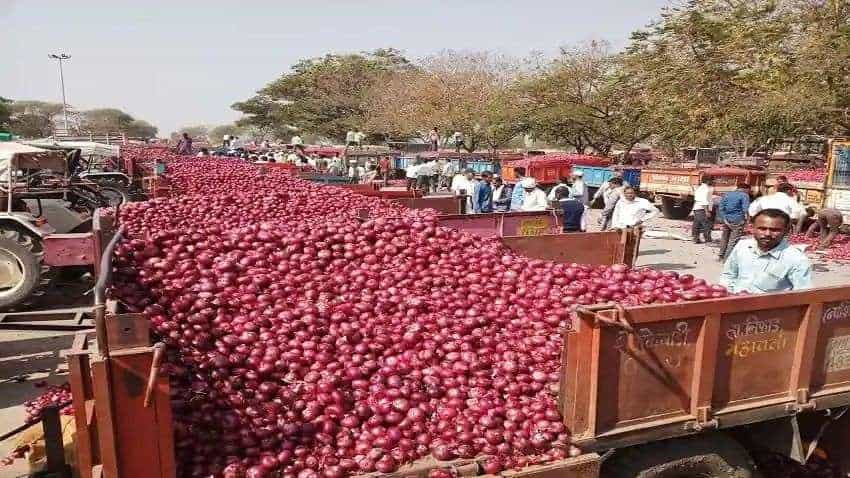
[563, 288, 850, 476]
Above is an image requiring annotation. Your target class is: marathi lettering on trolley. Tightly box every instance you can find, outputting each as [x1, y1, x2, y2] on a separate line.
[822, 301, 850, 325]
[724, 315, 787, 358]
[518, 218, 550, 236]
[825, 335, 850, 374]
[615, 321, 691, 350]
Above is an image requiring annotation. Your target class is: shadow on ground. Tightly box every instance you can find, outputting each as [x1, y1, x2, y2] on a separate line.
[0, 334, 74, 412]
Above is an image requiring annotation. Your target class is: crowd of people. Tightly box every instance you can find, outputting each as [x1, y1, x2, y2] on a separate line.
[175, 132, 834, 296]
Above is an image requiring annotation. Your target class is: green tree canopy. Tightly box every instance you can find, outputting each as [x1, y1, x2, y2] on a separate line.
[7, 100, 64, 138]
[233, 49, 412, 141]
[520, 41, 653, 158]
[207, 124, 244, 145]
[80, 108, 135, 134]
[0, 97, 11, 129]
[126, 119, 158, 139]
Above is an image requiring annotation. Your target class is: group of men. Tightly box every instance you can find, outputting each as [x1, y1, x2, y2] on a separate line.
[585, 174, 661, 231]
[692, 175, 844, 261]
[690, 174, 848, 295]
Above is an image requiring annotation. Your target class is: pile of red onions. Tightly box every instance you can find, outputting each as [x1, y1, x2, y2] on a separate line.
[109, 148, 728, 478]
[789, 233, 850, 262]
[784, 168, 826, 183]
[23, 383, 73, 423]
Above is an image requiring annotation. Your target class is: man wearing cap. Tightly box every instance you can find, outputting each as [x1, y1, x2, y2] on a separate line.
[748, 183, 806, 231]
[518, 177, 549, 212]
[570, 171, 589, 206]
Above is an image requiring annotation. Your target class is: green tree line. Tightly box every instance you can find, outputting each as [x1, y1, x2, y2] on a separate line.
[232, 0, 850, 157]
[0, 99, 158, 139]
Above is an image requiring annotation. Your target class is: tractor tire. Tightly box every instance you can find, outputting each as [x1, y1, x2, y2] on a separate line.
[0, 230, 45, 310]
[93, 179, 131, 207]
[660, 196, 694, 220]
[603, 432, 759, 478]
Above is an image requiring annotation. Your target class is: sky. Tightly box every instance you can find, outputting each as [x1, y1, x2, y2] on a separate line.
[1, 0, 672, 136]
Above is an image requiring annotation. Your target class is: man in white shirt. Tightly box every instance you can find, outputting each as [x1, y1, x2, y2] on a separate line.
[570, 171, 589, 206]
[547, 177, 572, 202]
[519, 177, 549, 212]
[417, 160, 434, 192]
[748, 183, 807, 231]
[692, 177, 715, 244]
[593, 173, 629, 205]
[451, 169, 477, 213]
[406, 161, 421, 191]
[453, 131, 465, 152]
[599, 177, 625, 230]
[442, 160, 457, 190]
[611, 187, 660, 229]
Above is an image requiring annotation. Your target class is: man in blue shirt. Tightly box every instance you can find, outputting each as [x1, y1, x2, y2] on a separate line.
[509, 167, 526, 210]
[717, 182, 751, 260]
[473, 171, 494, 213]
[720, 208, 812, 294]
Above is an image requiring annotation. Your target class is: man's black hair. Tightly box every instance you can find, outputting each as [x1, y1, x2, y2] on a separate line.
[702, 176, 714, 184]
[777, 182, 795, 194]
[610, 177, 624, 185]
[753, 208, 791, 227]
[514, 167, 526, 176]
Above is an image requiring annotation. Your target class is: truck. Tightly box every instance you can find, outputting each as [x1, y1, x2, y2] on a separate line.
[640, 167, 768, 219]
[63, 223, 850, 478]
[762, 139, 850, 227]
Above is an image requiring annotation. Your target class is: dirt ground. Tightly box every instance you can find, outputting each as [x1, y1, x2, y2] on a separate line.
[0, 213, 849, 475]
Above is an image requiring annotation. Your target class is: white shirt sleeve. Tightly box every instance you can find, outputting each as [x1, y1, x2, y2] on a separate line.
[748, 197, 762, 217]
[639, 199, 660, 224]
[581, 206, 589, 231]
[611, 201, 625, 229]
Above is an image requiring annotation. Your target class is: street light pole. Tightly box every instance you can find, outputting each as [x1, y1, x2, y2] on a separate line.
[48, 53, 71, 132]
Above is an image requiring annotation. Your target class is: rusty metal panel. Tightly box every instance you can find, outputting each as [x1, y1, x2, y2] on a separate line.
[104, 313, 151, 350]
[109, 349, 175, 478]
[501, 455, 600, 478]
[596, 317, 702, 433]
[712, 307, 804, 410]
[392, 196, 463, 215]
[500, 211, 560, 236]
[437, 214, 502, 238]
[561, 286, 850, 451]
[501, 231, 625, 266]
[811, 300, 850, 394]
[43, 232, 97, 266]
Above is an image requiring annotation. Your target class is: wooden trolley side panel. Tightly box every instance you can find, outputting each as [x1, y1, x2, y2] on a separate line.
[561, 286, 850, 450]
[501, 229, 641, 267]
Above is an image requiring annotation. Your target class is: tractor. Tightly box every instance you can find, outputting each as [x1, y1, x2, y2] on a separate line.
[0, 142, 114, 309]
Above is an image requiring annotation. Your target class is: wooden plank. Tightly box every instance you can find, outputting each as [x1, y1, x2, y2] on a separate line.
[91, 359, 119, 478]
[615, 286, 850, 324]
[153, 373, 177, 478]
[691, 314, 720, 418]
[67, 353, 94, 478]
[586, 312, 605, 439]
[789, 302, 823, 402]
[109, 352, 165, 477]
[560, 313, 595, 439]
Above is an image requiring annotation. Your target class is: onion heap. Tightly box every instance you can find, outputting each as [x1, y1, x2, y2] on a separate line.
[23, 383, 73, 423]
[109, 149, 728, 477]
